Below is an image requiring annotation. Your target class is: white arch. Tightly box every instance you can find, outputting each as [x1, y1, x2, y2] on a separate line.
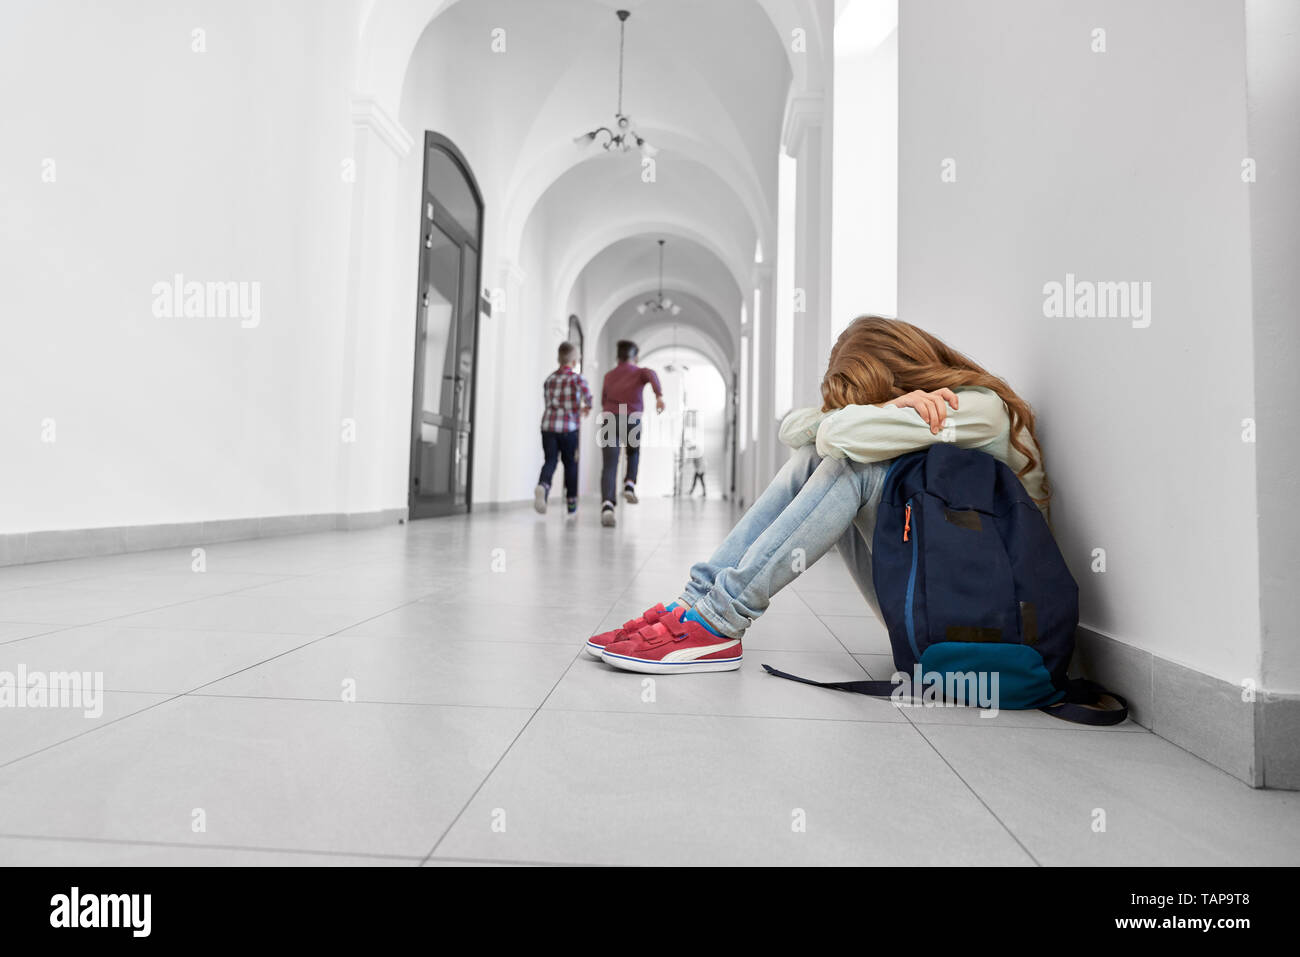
[638, 336, 733, 390]
[753, 0, 828, 94]
[356, 0, 457, 109]
[596, 314, 735, 387]
[502, 124, 773, 268]
[588, 279, 739, 354]
[357, 0, 826, 118]
[551, 218, 749, 325]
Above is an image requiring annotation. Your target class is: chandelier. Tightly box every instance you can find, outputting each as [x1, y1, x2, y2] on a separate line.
[573, 10, 657, 157]
[638, 240, 681, 316]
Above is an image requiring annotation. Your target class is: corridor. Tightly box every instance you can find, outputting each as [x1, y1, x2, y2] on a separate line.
[2, 0, 1298, 882]
[1, 498, 1297, 866]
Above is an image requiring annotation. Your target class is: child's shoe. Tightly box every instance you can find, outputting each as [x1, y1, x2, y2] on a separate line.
[585, 602, 678, 659]
[533, 483, 548, 514]
[566, 497, 578, 516]
[602, 606, 743, 674]
[623, 482, 638, 504]
[601, 502, 616, 527]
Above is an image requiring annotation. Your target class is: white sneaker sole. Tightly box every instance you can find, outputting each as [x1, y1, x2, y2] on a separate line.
[601, 510, 616, 527]
[600, 648, 743, 674]
[585, 641, 605, 659]
[533, 486, 547, 514]
[623, 489, 638, 504]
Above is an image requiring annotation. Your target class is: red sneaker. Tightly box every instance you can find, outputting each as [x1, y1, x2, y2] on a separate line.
[601, 607, 742, 674]
[585, 602, 677, 659]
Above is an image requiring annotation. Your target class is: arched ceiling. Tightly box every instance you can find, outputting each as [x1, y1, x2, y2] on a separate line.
[361, 0, 823, 125]
[378, 0, 826, 379]
[595, 297, 736, 384]
[572, 236, 741, 352]
[604, 289, 733, 357]
[549, 210, 749, 326]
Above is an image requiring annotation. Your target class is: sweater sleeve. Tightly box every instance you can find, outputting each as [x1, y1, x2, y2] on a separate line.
[643, 367, 663, 397]
[814, 388, 1009, 463]
[778, 407, 827, 448]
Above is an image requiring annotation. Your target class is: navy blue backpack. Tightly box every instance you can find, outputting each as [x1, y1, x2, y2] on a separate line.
[765, 444, 1128, 725]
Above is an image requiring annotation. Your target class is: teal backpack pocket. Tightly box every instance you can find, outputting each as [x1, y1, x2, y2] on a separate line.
[919, 643, 1065, 710]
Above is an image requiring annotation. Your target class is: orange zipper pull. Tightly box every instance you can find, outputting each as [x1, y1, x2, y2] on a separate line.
[903, 503, 912, 542]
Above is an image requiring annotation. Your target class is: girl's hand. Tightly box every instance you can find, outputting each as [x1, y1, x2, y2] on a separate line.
[884, 389, 960, 434]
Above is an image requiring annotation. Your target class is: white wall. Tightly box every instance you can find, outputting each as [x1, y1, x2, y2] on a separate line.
[1246, 0, 1300, 694]
[502, 213, 558, 501]
[0, 0, 360, 533]
[831, 0, 897, 333]
[898, 0, 1260, 685]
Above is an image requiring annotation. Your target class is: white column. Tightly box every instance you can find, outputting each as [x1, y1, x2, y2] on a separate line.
[337, 96, 413, 517]
[752, 262, 778, 486]
[1247, 0, 1300, 701]
[737, 319, 754, 507]
[785, 94, 834, 411]
[476, 258, 527, 504]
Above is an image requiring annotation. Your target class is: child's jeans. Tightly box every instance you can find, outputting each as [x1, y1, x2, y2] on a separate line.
[538, 430, 579, 500]
[599, 410, 641, 504]
[678, 444, 891, 638]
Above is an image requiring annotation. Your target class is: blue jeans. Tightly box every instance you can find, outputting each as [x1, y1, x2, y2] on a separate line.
[599, 410, 642, 505]
[678, 444, 891, 638]
[538, 430, 579, 500]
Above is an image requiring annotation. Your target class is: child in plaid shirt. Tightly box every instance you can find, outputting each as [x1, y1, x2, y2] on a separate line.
[535, 342, 593, 515]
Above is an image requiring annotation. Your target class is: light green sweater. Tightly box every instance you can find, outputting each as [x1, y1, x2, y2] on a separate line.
[778, 386, 1049, 520]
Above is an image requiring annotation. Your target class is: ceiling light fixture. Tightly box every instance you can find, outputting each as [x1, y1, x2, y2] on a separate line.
[573, 10, 657, 158]
[637, 240, 681, 316]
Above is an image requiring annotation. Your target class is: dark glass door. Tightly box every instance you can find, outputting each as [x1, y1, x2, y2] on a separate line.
[410, 136, 483, 518]
[567, 315, 584, 372]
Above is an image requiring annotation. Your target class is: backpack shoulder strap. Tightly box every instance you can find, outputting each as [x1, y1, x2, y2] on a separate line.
[761, 664, 895, 697]
[766, 665, 1131, 726]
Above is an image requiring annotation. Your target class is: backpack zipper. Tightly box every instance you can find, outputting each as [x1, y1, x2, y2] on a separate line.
[903, 498, 920, 659]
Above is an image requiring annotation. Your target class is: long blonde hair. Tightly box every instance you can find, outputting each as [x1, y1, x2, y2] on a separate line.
[821, 316, 1050, 506]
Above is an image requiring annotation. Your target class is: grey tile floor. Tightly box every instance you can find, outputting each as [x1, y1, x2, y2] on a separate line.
[1, 496, 1297, 866]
